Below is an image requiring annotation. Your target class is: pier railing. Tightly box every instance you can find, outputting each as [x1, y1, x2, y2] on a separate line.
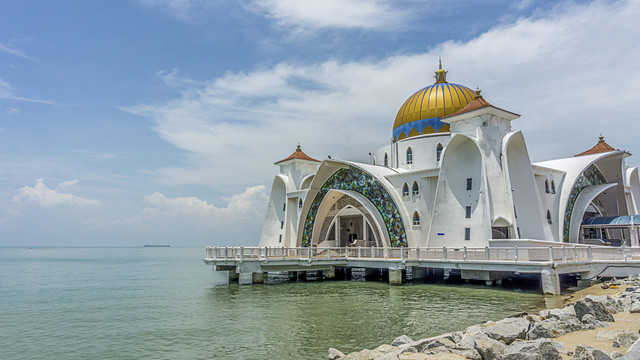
[205, 246, 640, 264]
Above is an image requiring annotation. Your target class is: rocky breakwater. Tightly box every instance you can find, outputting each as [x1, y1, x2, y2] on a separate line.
[329, 276, 640, 360]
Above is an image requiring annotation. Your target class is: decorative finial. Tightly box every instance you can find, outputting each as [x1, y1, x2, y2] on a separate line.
[474, 87, 483, 99]
[434, 58, 448, 84]
[296, 143, 301, 151]
[598, 135, 604, 143]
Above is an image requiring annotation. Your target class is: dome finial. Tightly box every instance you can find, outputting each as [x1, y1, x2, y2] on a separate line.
[434, 58, 448, 84]
[296, 143, 301, 151]
[599, 134, 604, 143]
[474, 87, 483, 99]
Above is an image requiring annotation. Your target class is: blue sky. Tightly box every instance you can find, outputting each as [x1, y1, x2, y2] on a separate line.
[1, 0, 639, 247]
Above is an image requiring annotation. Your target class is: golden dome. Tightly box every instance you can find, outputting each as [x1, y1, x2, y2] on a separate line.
[393, 62, 475, 142]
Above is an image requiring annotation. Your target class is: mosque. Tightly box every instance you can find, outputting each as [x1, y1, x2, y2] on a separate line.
[257, 62, 640, 250]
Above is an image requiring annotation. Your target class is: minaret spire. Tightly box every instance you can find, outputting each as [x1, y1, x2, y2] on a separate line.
[434, 58, 448, 83]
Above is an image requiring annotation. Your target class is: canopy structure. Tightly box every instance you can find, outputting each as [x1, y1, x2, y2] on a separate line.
[582, 216, 640, 226]
[581, 216, 640, 247]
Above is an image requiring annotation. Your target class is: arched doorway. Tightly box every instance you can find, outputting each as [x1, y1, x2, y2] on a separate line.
[311, 192, 385, 248]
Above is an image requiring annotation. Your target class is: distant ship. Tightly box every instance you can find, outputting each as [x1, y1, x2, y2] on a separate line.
[143, 244, 170, 247]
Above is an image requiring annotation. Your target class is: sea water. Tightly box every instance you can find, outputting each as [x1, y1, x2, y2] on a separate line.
[0, 247, 551, 359]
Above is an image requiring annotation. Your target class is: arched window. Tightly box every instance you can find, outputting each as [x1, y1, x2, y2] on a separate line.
[545, 179, 550, 193]
[412, 181, 419, 196]
[547, 210, 552, 224]
[551, 180, 556, 194]
[406, 147, 413, 165]
[384, 153, 388, 167]
[402, 183, 409, 197]
[436, 143, 443, 162]
[413, 211, 420, 226]
[299, 199, 303, 209]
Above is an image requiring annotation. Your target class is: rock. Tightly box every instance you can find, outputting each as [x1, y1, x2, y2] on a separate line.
[502, 338, 562, 360]
[630, 302, 640, 313]
[582, 314, 610, 329]
[613, 331, 639, 348]
[400, 353, 466, 360]
[473, 337, 506, 360]
[391, 335, 414, 347]
[574, 298, 615, 322]
[625, 286, 638, 292]
[586, 295, 622, 313]
[610, 351, 624, 359]
[459, 328, 506, 360]
[480, 316, 530, 344]
[342, 349, 384, 360]
[397, 353, 429, 360]
[401, 333, 461, 353]
[421, 345, 480, 360]
[527, 317, 583, 339]
[572, 344, 612, 359]
[597, 330, 626, 341]
[624, 337, 640, 360]
[618, 298, 633, 313]
[376, 344, 399, 354]
[329, 348, 345, 359]
[602, 283, 610, 289]
[541, 305, 576, 320]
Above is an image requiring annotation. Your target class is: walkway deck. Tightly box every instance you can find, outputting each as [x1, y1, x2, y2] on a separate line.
[203, 246, 640, 295]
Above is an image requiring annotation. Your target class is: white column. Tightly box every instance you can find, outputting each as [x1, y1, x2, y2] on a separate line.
[335, 217, 340, 246]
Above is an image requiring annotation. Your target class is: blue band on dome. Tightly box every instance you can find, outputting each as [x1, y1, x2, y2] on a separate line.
[392, 117, 447, 139]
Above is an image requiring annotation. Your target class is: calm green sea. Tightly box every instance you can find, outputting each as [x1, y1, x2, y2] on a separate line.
[0, 247, 553, 359]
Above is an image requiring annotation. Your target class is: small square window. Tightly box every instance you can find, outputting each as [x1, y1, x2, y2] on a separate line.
[464, 228, 470, 240]
[466, 178, 472, 190]
[465, 206, 471, 218]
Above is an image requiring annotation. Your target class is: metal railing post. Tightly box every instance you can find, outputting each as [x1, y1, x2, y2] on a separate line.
[573, 246, 577, 262]
[485, 246, 489, 260]
[401, 248, 405, 262]
[240, 247, 244, 262]
[443, 247, 447, 261]
[328, 246, 331, 260]
[282, 247, 285, 260]
[358, 247, 361, 259]
[514, 246, 518, 262]
[562, 247, 566, 262]
[463, 247, 467, 261]
[548, 246, 554, 264]
[587, 246, 592, 261]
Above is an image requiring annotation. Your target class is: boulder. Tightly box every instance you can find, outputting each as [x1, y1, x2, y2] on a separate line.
[329, 348, 345, 359]
[459, 328, 506, 360]
[613, 331, 639, 348]
[375, 344, 400, 354]
[391, 335, 414, 347]
[630, 302, 640, 313]
[625, 286, 638, 292]
[572, 345, 612, 360]
[541, 305, 576, 320]
[420, 345, 480, 360]
[582, 314, 610, 329]
[527, 317, 583, 339]
[502, 338, 562, 360]
[622, 337, 640, 360]
[574, 298, 615, 322]
[342, 349, 385, 360]
[617, 298, 633, 313]
[596, 330, 627, 341]
[480, 316, 530, 344]
[586, 295, 622, 313]
[400, 333, 461, 353]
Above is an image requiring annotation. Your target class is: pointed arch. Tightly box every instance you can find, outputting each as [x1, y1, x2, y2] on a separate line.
[547, 210, 552, 224]
[384, 152, 388, 167]
[402, 183, 409, 197]
[545, 179, 550, 193]
[413, 211, 421, 226]
[551, 180, 556, 194]
[406, 147, 413, 165]
[412, 181, 419, 196]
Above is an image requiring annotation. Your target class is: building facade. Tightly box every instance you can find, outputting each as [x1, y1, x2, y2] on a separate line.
[258, 63, 640, 249]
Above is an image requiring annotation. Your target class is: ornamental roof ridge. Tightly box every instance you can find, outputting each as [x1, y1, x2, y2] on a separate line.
[274, 144, 321, 164]
[574, 135, 618, 157]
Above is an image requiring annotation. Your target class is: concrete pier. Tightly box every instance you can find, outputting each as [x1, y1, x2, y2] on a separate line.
[204, 245, 640, 295]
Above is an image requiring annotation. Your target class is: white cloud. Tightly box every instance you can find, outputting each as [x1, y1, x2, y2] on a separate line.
[0, 78, 54, 104]
[142, 185, 268, 221]
[125, 0, 640, 190]
[13, 179, 100, 207]
[0, 43, 34, 61]
[133, 0, 216, 21]
[245, 0, 407, 30]
[5, 108, 21, 115]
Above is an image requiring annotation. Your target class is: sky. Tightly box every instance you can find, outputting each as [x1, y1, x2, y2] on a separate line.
[1, 0, 639, 247]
